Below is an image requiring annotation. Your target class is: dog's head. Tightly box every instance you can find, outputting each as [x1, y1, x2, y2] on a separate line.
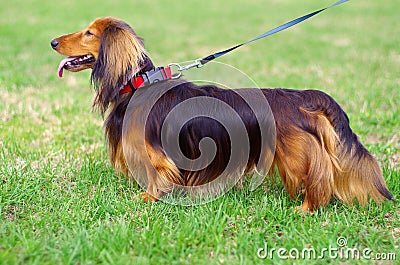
[51, 17, 146, 77]
[51, 17, 150, 112]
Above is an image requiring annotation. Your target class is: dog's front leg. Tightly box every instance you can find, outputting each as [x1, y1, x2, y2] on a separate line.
[141, 165, 163, 202]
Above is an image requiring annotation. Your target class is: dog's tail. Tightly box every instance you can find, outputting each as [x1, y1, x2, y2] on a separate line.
[333, 127, 393, 205]
[302, 90, 393, 206]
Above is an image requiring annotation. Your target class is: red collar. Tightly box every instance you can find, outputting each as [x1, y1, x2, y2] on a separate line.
[119, 66, 172, 95]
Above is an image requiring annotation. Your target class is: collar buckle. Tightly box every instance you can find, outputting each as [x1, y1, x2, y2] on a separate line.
[120, 66, 172, 95]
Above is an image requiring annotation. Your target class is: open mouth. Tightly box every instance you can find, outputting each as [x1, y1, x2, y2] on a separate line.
[57, 54, 95, 77]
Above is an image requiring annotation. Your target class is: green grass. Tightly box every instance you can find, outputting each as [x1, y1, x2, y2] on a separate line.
[1, 0, 399, 264]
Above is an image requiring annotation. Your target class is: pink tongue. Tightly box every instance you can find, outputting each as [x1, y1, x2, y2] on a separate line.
[57, 57, 78, 78]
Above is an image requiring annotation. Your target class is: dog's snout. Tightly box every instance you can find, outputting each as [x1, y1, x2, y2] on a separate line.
[50, 39, 59, 49]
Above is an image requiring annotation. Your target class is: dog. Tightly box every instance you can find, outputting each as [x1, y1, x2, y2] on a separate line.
[51, 17, 392, 211]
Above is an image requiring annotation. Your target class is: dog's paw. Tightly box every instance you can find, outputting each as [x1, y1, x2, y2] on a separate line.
[141, 192, 158, 203]
[294, 205, 311, 214]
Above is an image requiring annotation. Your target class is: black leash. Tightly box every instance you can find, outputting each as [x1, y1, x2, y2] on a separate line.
[169, 0, 349, 77]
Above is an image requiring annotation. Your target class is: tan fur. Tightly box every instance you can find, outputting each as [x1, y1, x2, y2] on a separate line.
[334, 142, 387, 205]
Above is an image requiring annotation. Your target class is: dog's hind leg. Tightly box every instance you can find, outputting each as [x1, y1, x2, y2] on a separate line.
[275, 134, 335, 212]
[274, 112, 339, 212]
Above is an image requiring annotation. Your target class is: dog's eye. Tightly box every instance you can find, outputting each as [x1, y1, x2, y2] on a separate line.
[85, 30, 93, 36]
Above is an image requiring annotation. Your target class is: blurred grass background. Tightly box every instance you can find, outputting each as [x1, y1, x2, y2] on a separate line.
[0, 0, 399, 264]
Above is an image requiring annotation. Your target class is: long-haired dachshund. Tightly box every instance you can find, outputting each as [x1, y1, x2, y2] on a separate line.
[51, 17, 392, 211]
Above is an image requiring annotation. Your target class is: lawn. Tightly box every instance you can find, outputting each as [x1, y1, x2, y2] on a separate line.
[0, 0, 399, 264]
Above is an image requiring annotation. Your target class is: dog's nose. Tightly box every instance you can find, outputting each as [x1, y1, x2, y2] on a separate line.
[50, 39, 59, 49]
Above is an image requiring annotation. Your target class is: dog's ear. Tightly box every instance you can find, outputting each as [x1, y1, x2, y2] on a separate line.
[91, 21, 147, 113]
